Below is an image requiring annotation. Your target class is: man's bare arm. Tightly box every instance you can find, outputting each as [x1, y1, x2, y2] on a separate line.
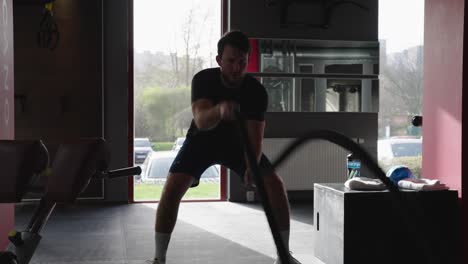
[192, 99, 221, 130]
[192, 99, 237, 130]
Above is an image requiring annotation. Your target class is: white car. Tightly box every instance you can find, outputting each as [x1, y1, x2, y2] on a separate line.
[378, 137, 422, 160]
[134, 138, 153, 164]
[142, 150, 219, 184]
[172, 137, 186, 151]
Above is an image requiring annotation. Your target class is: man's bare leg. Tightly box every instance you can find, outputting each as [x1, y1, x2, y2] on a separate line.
[263, 172, 301, 263]
[263, 172, 291, 231]
[153, 172, 194, 263]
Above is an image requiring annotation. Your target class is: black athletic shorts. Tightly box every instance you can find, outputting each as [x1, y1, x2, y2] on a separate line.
[169, 127, 274, 187]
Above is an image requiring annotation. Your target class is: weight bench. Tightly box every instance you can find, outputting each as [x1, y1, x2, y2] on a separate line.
[0, 140, 49, 203]
[0, 138, 141, 264]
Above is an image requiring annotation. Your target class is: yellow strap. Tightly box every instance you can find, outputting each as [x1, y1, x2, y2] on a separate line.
[42, 167, 53, 177]
[8, 230, 17, 237]
[45, 2, 53, 12]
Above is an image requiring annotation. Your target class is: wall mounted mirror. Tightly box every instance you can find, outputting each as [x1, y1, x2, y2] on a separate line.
[248, 39, 380, 113]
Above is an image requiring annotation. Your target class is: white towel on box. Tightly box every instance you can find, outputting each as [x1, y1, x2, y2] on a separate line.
[398, 178, 449, 191]
[345, 177, 386, 191]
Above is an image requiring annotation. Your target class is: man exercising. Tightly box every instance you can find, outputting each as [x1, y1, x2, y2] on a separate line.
[149, 30, 301, 264]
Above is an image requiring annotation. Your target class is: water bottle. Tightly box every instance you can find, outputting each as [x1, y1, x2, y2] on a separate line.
[347, 153, 361, 179]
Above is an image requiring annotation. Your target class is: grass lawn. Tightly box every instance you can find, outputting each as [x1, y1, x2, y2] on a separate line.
[152, 142, 173, 151]
[134, 182, 220, 201]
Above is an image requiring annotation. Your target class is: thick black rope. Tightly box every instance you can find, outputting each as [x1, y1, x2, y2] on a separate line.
[271, 129, 397, 192]
[235, 115, 291, 264]
[235, 120, 439, 264]
[269, 130, 444, 264]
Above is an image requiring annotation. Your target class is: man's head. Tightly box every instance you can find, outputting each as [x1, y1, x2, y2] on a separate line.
[216, 30, 250, 86]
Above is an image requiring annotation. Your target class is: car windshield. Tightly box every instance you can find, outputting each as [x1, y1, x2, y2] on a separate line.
[148, 157, 173, 178]
[201, 166, 219, 178]
[135, 139, 151, 147]
[391, 143, 422, 157]
[147, 156, 219, 179]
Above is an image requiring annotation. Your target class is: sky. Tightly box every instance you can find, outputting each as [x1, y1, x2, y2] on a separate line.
[379, 0, 425, 53]
[134, 0, 424, 56]
[134, 0, 220, 63]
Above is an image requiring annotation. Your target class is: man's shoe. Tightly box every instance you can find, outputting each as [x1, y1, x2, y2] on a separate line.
[274, 253, 301, 264]
[146, 258, 165, 264]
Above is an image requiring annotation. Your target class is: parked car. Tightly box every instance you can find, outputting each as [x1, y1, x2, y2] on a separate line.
[142, 150, 219, 183]
[134, 137, 153, 164]
[378, 137, 423, 177]
[172, 137, 186, 151]
[378, 137, 422, 160]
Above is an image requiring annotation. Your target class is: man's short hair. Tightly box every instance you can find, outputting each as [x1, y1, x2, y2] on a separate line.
[217, 30, 250, 57]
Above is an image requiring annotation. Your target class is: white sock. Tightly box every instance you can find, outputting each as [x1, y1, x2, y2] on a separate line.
[155, 232, 171, 261]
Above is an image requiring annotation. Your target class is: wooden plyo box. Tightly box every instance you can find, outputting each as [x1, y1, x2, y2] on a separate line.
[313, 183, 461, 264]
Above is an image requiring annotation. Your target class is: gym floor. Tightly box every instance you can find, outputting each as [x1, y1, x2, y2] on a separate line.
[15, 201, 322, 264]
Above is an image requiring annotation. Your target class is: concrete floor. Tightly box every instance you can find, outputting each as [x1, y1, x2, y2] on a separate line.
[14, 201, 323, 264]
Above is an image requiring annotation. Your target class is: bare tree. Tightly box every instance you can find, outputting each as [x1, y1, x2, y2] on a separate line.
[208, 24, 215, 68]
[167, 26, 180, 88]
[170, 51, 179, 87]
[182, 7, 195, 86]
[180, 4, 213, 86]
[381, 46, 424, 115]
[191, 11, 209, 74]
[379, 45, 424, 137]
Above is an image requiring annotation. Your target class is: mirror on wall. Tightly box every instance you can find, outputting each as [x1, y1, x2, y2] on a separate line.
[249, 39, 380, 113]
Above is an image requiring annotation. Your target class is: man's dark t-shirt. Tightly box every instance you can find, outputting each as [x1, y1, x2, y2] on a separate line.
[169, 67, 272, 186]
[187, 67, 268, 137]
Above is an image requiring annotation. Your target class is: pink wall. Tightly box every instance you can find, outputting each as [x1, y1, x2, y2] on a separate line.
[423, 0, 466, 260]
[0, 204, 14, 249]
[0, 0, 14, 249]
[423, 0, 464, 192]
[247, 39, 259, 73]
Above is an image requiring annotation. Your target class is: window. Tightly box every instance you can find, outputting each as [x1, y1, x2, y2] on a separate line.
[133, 0, 221, 201]
[378, 0, 424, 176]
[255, 39, 379, 113]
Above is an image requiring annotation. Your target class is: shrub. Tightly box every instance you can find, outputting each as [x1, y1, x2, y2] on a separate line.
[153, 141, 173, 151]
